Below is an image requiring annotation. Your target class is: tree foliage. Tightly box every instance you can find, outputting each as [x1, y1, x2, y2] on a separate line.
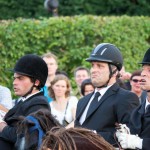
[0, 0, 150, 19]
[0, 15, 150, 95]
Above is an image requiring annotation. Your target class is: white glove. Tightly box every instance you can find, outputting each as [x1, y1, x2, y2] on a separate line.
[92, 130, 97, 134]
[117, 123, 130, 134]
[117, 133, 143, 149]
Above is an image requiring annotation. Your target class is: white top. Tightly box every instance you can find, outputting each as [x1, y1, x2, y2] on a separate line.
[145, 97, 150, 111]
[21, 91, 41, 102]
[50, 96, 78, 125]
[0, 85, 12, 109]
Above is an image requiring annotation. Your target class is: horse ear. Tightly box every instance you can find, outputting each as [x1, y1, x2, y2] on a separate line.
[18, 118, 35, 129]
[11, 116, 25, 122]
[25, 119, 35, 127]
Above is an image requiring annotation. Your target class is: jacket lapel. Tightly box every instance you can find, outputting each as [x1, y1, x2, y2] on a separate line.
[86, 83, 119, 120]
[130, 101, 145, 134]
[76, 92, 93, 119]
[5, 92, 44, 120]
[138, 101, 146, 115]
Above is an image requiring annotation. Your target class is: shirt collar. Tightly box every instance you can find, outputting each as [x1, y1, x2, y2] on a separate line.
[145, 97, 150, 110]
[95, 84, 112, 97]
[21, 91, 41, 102]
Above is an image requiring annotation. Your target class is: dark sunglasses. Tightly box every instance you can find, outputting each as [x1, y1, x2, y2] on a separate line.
[132, 79, 141, 83]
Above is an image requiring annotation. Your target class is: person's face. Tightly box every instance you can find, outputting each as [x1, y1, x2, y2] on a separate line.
[75, 70, 89, 87]
[43, 57, 58, 76]
[13, 73, 34, 96]
[130, 76, 142, 93]
[84, 84, 94, 96]
[52, 80, 67, 97]
[90, 62, 110, 87]
[140, 65, 150, 91]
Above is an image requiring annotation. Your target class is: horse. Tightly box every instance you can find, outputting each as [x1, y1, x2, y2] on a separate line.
[15, 109, 62, 150]
[40, 127, 115, 150]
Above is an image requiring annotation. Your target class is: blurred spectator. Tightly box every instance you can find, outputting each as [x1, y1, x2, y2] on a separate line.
[116, 78, 129, 89]
[119, 66, 131, 90]
[42, 52, 58, 102]
[56, 70, 68, 77]
[0, 85, 12, 112]
[130, 70, 142, 102]
[81, 78, 95, 96]
[49, 74, 78, 128]
[44, 0, 59, 17]
[120, 66, 131, 81]
[74, 66, 90, 98]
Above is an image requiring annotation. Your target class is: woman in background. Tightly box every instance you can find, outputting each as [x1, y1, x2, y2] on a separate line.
[81, 78, 95, 96]
[49, 74, 78, 128]
[130, 70, 142, 103]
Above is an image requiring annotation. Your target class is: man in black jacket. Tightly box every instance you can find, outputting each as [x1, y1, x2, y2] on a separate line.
[75, 43, 139, 146]
[0, 54, 50, 150]
[116, 48, 150, 150]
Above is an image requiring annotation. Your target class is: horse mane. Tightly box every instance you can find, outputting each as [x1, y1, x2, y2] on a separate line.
[41, 127, 115, 150]
[17, 109, 61, 134]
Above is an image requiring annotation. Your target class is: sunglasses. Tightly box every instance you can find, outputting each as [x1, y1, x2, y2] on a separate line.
[132, 79, 141, 83]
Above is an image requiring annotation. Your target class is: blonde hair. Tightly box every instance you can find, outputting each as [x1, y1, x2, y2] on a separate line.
[48, 74, 71, 100]
[42, 52, 58, 65]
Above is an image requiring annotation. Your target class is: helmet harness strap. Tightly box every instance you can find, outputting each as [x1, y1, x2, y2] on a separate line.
[22, 78, 38, 98]
[97, 63, 118, 88]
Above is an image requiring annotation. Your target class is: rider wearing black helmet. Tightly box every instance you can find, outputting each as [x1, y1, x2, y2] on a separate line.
[75, 43, 139, 147]
[116, 48, 150, 150]
[0, 54, 50, 150]
[12, 54, 48, 97]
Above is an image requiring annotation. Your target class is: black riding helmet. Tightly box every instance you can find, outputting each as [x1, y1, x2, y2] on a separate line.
[86, 43, 123, 88]
[86, 43, 123, 71]
[12, 54, 48, 88]
[139, 48, 150, 92]
[139, 48, 150, 65]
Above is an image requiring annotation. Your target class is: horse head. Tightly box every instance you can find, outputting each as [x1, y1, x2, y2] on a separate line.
[15, 109, 61, 150]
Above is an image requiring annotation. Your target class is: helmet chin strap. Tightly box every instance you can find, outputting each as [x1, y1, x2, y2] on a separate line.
[22, 80, 37, 98]
[97, 64, 117, 88]
[22, 84, 35, 98]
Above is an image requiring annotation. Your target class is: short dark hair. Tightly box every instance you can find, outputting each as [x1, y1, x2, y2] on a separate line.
[74, 66, 90, 77]
[30, 77, 41, 90]
[81, 78, 94, 96]
[130, 70, 141, 80]
[56, 70, 68, 77]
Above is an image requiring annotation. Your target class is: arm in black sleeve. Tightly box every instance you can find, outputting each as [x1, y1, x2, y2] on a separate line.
[0, 126, 17, 143]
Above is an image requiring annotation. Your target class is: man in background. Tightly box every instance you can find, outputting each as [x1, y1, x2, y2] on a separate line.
[74, 66, 90, 98]
[42, 52, 58, 102]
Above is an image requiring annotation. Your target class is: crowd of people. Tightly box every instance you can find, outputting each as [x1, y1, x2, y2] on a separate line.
[0, 43, 149, 150]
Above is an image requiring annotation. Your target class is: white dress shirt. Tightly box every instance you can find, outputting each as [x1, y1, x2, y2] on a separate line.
[145, 97, 150, 112]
